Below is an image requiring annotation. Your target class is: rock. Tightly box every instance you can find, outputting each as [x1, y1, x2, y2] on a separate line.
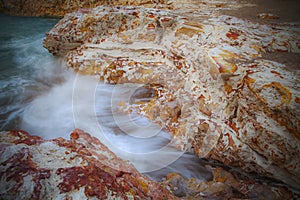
[162, 167, 296, 199]
[43, 3, 300, 192]
[0, 129, 177, 199]
[0, 0, 256, 17]
[0, 0, 170, 17]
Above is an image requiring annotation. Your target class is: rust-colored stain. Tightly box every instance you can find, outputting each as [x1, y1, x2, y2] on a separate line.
[295, 97, 300, 104]
[161, 17, 173, 22]
[56, 166, 127, 199]
[0, 146, 50, 200]
[226, 31, 240, 40]
[148, 13, 155, 18]
[271, 70, 283, 78]
[147, 23, 156, 29]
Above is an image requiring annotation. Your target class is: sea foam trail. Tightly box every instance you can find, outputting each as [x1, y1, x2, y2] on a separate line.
[21, 72, 212, 180]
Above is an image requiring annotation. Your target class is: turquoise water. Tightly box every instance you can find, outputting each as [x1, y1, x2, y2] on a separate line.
[0, 14, 60, 130]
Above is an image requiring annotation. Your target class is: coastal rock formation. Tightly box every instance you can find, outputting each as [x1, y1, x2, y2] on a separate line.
[43, 3, 300, 192]
[0, 129, 177, 199]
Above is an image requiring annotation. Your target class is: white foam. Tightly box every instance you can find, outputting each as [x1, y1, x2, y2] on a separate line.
[21, 71, 212, 179]
[21, 72, 75, 139]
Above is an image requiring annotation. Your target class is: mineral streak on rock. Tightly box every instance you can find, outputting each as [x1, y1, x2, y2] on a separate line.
[43, 3, 300, 192]
[0, 129, 177, 199]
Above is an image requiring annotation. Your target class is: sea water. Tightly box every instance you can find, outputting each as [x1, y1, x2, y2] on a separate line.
[0, 14, 62, 131]
[0, 14, 212, 180]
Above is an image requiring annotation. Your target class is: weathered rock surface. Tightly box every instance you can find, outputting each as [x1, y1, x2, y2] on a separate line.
[43, 2, 300, 193]
[0, 0, 257, 17]
[0, 0, 169, 17]
[162, 167, 296, 199]
[0, 129, 177, 199]
[1, 130, 298, 199]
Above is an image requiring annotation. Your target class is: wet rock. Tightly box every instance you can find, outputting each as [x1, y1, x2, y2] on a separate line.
[0, 129, 177, 199]
[43, 1, 300, 195]
[162, 167, 296, 199]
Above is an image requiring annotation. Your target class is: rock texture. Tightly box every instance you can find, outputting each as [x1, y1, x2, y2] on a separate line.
[43, 2, 300, 193]
[162, 167, 295, 199]
[0, 0, 169, 17]
[1, 130, 297, 199]
[0, 0, 258, 17]
[0, 129, 177, 199]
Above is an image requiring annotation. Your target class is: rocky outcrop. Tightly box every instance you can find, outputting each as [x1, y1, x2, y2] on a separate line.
[43, 3, 300, 193]
[0, 129, 177, 199]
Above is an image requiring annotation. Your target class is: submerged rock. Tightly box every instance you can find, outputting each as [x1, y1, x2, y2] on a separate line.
[0, 129, 177, 199]
[43, 3, 300, 193]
